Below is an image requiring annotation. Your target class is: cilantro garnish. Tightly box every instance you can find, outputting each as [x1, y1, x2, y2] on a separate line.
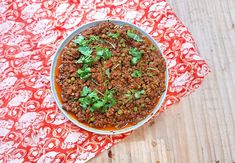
[80, 86, 91, 96]
[132, 70, 142, 78]
[102, 90, 116, 112]
[106, 68, 111, 78]
[125, 89, 145, 100]
[74, 35, 101, 46]
[96, 47, 112, 60]
[73, 35, 87, 46]
[129, 47, 142, 65]
[120, 38, 126, 47]
[76, 66, 91, 80]
[134, 90, 145, 99]
[78, 46, 93, 56]
[79, 87, 99, 109]
[89, 35, 100, 42]
[107, 32, 120, 39]
[127, 30, 143, 42]
[79, 86, 116, 112]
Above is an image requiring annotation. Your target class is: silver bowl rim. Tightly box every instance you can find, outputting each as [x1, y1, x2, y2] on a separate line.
[50, 19, 169, 135]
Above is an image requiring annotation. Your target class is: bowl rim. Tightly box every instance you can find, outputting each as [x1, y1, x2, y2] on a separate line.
[50, 19, 169, 135]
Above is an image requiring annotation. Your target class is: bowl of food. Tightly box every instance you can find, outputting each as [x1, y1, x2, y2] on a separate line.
[50, 20, 168, 135]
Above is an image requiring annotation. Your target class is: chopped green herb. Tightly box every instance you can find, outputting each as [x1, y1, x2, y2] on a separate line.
[79, 88, 99, 110]
[80, 86, 91, 96]
[76, 55, 95, 65]
[96, 47, 112, 60]
[74, 35, 101, 46]
[106, 68, 111, 78]
[76, 66, 91, 80]
[79, 97, 90, 109]
[129, 47, 142, 65]
[150, 45, 155, 51]
[88, 91, 99, 100]
[92, 100, 105, 109]
[89, 35, 100, 42]
[101, 90, 116, 112]
[79, 86, 116, 112]
[132, 70, 142, 78]
[73, 35, 87, 46]
[107, 32, 120, 39]
[127, 30, 143, 42]
[120, 38, 126, 47]
[124, 89, 145, 100]
[134, 90, 145, 99]
[129, 48, 142, 57]
[78, 46, 93, 56]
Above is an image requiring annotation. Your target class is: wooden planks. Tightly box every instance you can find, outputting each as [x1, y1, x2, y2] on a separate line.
[89, 0, 235, 162]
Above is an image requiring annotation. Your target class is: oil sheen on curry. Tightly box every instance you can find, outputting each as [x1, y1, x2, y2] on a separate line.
[55, 22, 166, 130]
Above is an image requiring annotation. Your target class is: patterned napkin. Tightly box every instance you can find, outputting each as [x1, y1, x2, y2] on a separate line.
[0, 0, 209, 162]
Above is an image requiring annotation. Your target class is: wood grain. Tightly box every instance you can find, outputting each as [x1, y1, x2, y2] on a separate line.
[89, 0, 235, 162]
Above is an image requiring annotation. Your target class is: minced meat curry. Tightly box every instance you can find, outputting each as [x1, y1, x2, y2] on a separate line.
[56, 22, 166, 129]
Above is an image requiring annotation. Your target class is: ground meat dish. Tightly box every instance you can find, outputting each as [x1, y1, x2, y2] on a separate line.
[56, 22, 166, 129]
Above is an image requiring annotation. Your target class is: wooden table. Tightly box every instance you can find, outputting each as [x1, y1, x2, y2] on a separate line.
[90, 0, 235, 162]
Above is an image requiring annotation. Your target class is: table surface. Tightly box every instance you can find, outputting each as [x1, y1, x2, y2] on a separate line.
[89, 0, 235, 162]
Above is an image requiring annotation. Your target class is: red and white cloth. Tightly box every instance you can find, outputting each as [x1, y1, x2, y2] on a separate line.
[0, 0, 209, 162]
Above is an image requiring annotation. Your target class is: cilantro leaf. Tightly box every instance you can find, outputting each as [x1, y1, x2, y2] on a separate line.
[78, 86, 116, 112]
[134, 90, 145, 99]
[76, 55, 96, 65]
[127, 30, 143, 42]
[96, 47, 112, 60]
[79, 97, 90, 109]
[102, 90, 116, 110]
[129, 48, 142, 65]
[124, 89, 145, 100]
[88, 92, 99, 101]
[80, 86, 91, 96]
[88, 35, 102, 44]
[92, 100, 105, 109]
[73, 35, 87, 46]
[78, 46, 93, 56]
[129, 47, 142, 57]
[74, 35, 101, 46]
[76, 66, 91, 80]
[106, 68, 111, 78]
[120, 38, 126, 47]
[107, 32, 120, 39]
[132, 70, 142, 78]
[90, 35, 100, 41]
[131, 57, 139, 65]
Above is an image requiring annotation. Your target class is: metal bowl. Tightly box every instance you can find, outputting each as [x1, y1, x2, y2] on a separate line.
[50, 19, 168, 135]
